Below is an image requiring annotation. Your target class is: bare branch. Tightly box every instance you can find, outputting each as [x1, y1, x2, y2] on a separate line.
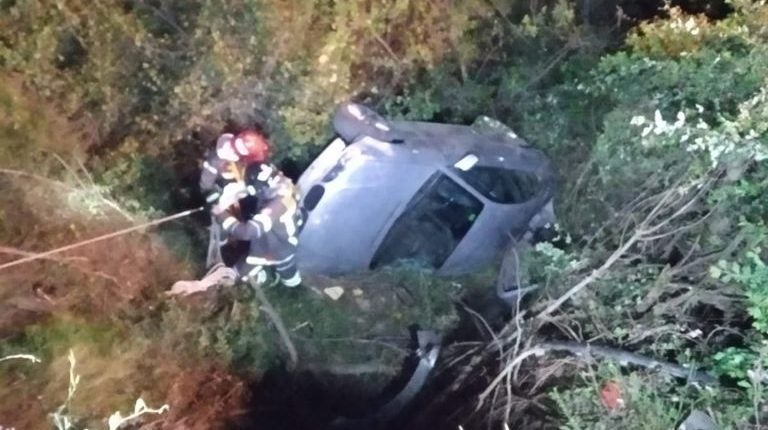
[478, 341, 715, 408]
[457, 300, 505, 361]
[537, 229, 641, 318]
[0, 168, 133, 222]
[251, 281, 299, 370]
[477, 346, 545, 408]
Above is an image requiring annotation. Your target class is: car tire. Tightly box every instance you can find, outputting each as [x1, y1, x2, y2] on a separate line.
[332, 102, 401, 144]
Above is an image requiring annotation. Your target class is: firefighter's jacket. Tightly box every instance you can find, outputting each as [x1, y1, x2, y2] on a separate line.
[219, 170, 302, 266]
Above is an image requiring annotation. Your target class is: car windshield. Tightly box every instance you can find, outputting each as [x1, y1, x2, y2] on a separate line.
[371, 173, 483, 270]
[454, 165, 540, 204]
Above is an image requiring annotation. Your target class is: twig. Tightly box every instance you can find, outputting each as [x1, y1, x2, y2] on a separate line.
[508, 42, 576, 100]
[538, 230, 640, 318]
[134, 0, 189, 37]
[478, 347, 546, 407]
[565, 156, 596, 205]
[0, 168, 133, 222]
[457, 300, 504, 361]
[539, 179, 712, 318]
[52, 152, 88, 190]
[74, 156, 97, 188]
[0, 245, 119, 285]
[251, 282, 298, 369]
[0, 168, 73, 190]
[476, 177, 718, 413]
[373, 33, 401, 64]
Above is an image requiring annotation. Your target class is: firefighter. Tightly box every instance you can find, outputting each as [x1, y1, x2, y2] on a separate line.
[213, 162, 304, 288]
[199, 129, 271, 207]
[199, 129, 271, 268]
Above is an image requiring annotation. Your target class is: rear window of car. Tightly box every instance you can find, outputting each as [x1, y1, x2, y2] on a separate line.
[370, 173, 483, 270]
[455, 165, 540, 204]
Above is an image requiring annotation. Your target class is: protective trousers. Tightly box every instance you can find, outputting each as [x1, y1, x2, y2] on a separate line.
[235, 254, 301, 287]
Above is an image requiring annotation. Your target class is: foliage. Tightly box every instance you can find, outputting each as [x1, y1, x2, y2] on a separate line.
[551, 363, 749, 430]
[533, 2, 768, 427]
[156, 267, 460, 371]
[713, 250, 768, 334]
[0, 0, 497, 190]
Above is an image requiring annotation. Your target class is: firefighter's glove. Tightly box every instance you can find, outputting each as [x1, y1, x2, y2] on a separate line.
[212, 206, 234, 226]
[217, 182, 247, 212]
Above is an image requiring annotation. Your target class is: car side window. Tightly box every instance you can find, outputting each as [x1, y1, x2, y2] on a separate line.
[371, 173, 483, 270]
[455, 165, 540, 204]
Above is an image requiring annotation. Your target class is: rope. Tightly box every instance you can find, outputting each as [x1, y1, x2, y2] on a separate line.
[206, 215, 224, 269]
[0, 206, 204, 272]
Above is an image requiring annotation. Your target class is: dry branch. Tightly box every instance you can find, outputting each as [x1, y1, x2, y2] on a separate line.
[457, 300, 505, 360]
[537, 230, 641, 318]
[478, 341, 716, 407]
[0, 246, 121, 286]
[251, 281, 299, 370]
[539, 178, 713, 318]
[0, 167, 133, 221]
[473, 175, 719, 416]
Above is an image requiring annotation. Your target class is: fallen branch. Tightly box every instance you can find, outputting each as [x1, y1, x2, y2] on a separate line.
[478, 341, 716, 407]
[538, 178, 713, 318]
[537, 230, 640, 318]
[251, 281, 299, 370]
[477, 177, 719, 411]
[457, 299, 505, 361]
[539, 341, 716, 384]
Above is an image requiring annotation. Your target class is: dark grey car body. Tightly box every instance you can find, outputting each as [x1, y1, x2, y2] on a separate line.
[296, 104, 556, 277]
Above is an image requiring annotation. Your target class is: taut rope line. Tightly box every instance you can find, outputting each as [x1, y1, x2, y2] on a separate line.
[0, 207, 204, 271]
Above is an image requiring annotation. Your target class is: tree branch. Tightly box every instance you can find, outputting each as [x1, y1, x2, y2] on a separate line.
[251, 281, 299, 370]
[478, 340, 715, 407]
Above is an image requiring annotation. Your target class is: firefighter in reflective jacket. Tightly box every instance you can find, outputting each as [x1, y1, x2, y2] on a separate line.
[199, 130, 270, 206]
[214, 162, 303, 288]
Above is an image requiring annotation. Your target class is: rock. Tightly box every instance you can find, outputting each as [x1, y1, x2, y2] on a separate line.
[323, 286, 345, 301]
[678, 410, 719, 430]
[356, 298, 371, 311]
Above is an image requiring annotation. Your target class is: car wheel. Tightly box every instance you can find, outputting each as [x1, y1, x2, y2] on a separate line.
[332, 102, 401, 144]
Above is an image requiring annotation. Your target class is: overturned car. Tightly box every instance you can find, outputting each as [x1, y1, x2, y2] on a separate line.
[296, 103, 556, 289]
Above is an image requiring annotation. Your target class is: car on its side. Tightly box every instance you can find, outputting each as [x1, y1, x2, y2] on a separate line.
[296, 103, 556, 300]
